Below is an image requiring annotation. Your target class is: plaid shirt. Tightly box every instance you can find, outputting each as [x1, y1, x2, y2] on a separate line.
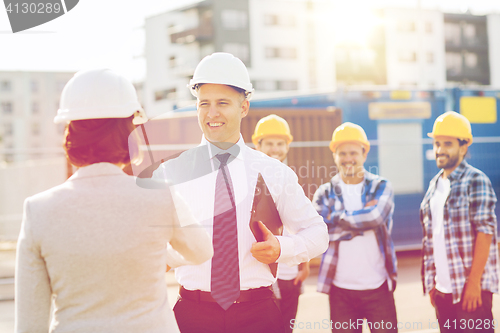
[420, 160, 498, 304]
[313, 170, 397, 294]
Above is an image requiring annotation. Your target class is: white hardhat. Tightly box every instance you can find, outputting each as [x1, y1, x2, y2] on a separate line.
[188, 52, 254, 100]
[54, 68, 147, 125]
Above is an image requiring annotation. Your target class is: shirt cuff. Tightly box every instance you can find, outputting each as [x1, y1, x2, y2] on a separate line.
[275, 235, 294, 263]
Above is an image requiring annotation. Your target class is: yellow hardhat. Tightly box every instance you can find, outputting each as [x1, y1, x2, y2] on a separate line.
[252, 114, 293, 146]
[329, 122, 370, 153]
[428, 111, 473, 146]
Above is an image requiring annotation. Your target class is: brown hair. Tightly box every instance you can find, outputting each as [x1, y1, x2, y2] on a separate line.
[63, 116, 142, 167]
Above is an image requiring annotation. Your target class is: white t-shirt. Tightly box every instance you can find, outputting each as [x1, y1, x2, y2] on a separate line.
[333, 179, 388, 290]
[430, 176, 453, 294]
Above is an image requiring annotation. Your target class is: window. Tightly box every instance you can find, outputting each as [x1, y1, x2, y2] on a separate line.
[169, 56, 176, 68]
[31, 80, 38, 93]
[32, 123, 40, 136]
[446, 52, 462, 75]
[1, 102, 12, 114]
[264, 14, 279, 26]
[398, 51, 417, 62]
[4, 143, 14, 162]
[223, 43, 249, 63]
[278, 80, 298, 90]
[0, 80, 12, 91]
[155, 88, 176, 101]
[427, 52, 434, 64]
[265, 47, 297, 59]
[397, 21, 416, 32]
[445, 23, 461, 45]
[425, 22, 433, 33]
[464, 52, 478, 68]
[3, 123, 13, 136]
[463, 23, 476, 39]
[221, 10, 247, 30]
[254, 80, 277, 91]
[32, 101, 40, 114]
[263, 14, 295, 27]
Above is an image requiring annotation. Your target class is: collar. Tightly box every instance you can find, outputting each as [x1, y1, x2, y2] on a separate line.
[200, 135, 245, 162]
[427, 160, 468, 198]
[68, 162, 126, 181]
[331, 168, 371, 187]
[447, 159, 468, 182]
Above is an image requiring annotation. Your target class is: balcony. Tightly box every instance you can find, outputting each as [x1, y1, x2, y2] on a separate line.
[170, 22, 213, 44]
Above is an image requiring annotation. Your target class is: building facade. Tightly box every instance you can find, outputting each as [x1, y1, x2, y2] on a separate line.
[0, 71, 73, 163]
[144, 1, 500, 116]
[144, 0, 336, 117]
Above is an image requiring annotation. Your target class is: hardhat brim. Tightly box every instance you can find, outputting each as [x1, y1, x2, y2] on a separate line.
[188, 81, 254, 101]
[330, 140, 370, 153]
[427, 133, 473, 146]
[54, 103, 147, 125]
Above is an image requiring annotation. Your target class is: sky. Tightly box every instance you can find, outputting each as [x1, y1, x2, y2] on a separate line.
[1, 0, 500, 82]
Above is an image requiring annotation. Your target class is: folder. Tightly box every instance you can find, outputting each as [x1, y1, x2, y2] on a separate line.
[250, 173, 283, 277]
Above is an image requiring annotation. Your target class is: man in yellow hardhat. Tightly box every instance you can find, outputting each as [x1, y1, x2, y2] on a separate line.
[312, 122, 398, 332]
[253, 114, 310, 333]
[420, 111, 498, 333]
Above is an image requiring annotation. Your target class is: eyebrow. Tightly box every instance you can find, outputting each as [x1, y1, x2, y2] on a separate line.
[199, 98, 232, 103]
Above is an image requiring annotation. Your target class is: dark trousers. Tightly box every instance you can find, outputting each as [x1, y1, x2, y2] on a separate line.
[434, 289, 494, 333]
[174, 296, 284, 333]
[329, 282, 398, 333]
[277, 279, 302, 333]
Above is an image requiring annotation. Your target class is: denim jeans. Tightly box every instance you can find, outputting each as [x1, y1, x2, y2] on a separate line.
[328, 281, 398, 333]
[434, 289, 494, 333]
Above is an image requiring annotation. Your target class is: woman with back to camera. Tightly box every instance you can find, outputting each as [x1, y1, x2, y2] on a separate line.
[15, 68, 213, 333]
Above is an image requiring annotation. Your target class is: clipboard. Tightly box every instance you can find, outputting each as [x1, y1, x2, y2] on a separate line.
[249, 173, 283, 277]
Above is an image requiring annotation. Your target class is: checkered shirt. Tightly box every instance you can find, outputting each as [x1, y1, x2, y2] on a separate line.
[420, 160, 499, 304]
[313, 170, 397, 294]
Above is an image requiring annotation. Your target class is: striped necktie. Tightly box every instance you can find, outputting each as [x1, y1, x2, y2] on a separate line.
[211, 153, 240, 310]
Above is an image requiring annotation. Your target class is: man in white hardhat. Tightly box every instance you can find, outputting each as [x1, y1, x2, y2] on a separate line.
[153, 53, 328, 333]
[312, 122, 398, 332]
[252, 114, 310, 333]
[421, 112, 498, 333]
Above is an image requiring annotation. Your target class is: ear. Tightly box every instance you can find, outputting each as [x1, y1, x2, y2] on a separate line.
[459, 144, 468, 159]
[241, 100, 250, 119]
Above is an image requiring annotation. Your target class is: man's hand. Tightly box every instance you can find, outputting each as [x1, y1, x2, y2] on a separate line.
[294, 262, 310, 285]
[250, 221, 281, 264]
[429, 288, 436, 307]
[365, 199, 378, 208]
[462, 281, 482, 312]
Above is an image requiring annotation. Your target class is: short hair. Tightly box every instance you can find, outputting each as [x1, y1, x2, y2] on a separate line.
[63, 116, 142, 167]
[458, 139, 469, 146]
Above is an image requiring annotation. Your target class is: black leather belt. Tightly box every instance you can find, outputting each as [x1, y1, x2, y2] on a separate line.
[179, 286, 274, 303]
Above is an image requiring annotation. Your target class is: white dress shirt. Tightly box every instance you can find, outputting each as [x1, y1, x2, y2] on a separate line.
[153, 135, 328, 291]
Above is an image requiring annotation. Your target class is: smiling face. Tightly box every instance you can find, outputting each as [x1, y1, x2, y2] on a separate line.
[333, 142, 367, 182]
[433, 136, 467, 174]
[255, 136, 290, 162]
[197, 84, 249, 148]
